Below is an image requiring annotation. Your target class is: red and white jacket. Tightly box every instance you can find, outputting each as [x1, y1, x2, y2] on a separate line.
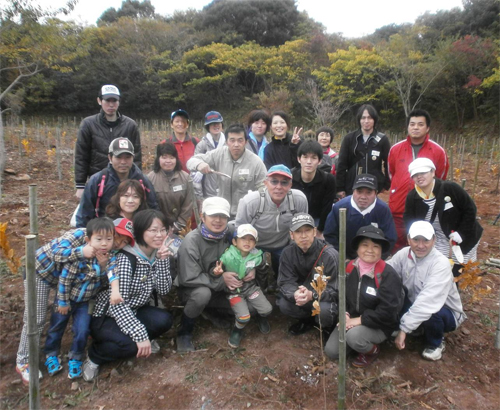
[388, 134, 448, 216]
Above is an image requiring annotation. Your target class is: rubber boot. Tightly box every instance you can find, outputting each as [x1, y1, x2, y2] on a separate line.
[176, 313, 196, 353]
[228, 327, 243, 349]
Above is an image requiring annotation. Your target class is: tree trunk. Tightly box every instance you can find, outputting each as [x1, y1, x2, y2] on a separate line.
[0, 113, 5, 203]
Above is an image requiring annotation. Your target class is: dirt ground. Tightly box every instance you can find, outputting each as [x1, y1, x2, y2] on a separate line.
[0, 134, 499, 410]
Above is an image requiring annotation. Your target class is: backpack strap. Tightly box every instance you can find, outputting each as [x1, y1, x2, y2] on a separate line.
[373, 259, 386, 289]
[138, 179, 149, 199]
[306, 245, 328, 280]
[250, 191, 266, 225]
[287, 190, 296, 215]
[346, 259, 356, 275]
[95, 169, 109, 217]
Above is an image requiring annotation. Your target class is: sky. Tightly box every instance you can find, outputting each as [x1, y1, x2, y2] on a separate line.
[10, 0, 465, 38]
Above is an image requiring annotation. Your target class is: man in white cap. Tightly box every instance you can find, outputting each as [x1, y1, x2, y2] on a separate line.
[277, 213, 339, 336]
[388, 221, 466, 361]
[76, 138, 157, 227]
[175, 197, 244, 353]
[74, 85, 142, 200]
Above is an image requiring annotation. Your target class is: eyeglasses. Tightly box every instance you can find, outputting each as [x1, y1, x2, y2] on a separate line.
[146, 228, 167, 236]
[268, 179, 291, 187]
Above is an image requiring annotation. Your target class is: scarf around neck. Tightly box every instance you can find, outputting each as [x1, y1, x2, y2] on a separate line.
[200, 223, 228, 240]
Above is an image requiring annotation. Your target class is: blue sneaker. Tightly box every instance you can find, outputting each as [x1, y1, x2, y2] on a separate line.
[45, 356, 63, 376]
[68, 359, 83, 379]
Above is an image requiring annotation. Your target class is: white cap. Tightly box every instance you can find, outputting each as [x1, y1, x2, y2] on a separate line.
[100, 84, 120, 99]
[202, 197, 230, 217]
[236, 224, 258, 240]
[408, 158, 436, 177]
[408, 221, 435, 240]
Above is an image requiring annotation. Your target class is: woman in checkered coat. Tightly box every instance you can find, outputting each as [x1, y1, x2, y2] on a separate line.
[82, 210, 173, 381]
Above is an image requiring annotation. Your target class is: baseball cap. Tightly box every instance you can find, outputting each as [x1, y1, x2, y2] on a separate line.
[236, 224, 258, 240]
[100, 85, 120, 100]
[202, 197, 230, 217]
[290, 213, 315, 232]
[113, 218, 135, 246]
[267, 164, 292, 179]
[204, 111, 223, 125]
[408, 158, 436, 177]
[353, 174, 377, 190]
[351, 225, 390, 254]
[408, 221, 435, 240]
[171, 109, 190, 121]
[109, 138, 134, 156]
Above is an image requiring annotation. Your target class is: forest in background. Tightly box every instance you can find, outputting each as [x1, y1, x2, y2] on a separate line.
[1, 0, 499, 132]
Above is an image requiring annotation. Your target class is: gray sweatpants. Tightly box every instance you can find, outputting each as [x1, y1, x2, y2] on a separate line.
[17, 277, 54, 365]
[324, 324, 386, 360]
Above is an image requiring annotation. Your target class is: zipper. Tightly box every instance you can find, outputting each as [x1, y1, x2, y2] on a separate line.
[356, 273, 362, 313]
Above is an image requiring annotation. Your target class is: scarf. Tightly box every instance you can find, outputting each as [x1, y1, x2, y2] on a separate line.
[357, 258, 377, 277]
[205, 132, 226, 150]
[415, 179, 435, 200]
[200, 223, 228, 240]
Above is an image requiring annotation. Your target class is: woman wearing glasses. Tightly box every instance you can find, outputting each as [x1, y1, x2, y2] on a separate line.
[82, 209, 173, 382]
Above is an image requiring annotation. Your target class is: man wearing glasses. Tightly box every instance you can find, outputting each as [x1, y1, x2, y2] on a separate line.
[74, 85, 142, 201]
[235, 165, 308, 292]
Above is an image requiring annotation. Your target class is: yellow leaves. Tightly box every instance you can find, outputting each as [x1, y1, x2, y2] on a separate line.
[455, 260, 492, 303]
[491, 164, 499, 177]
[310, 264, 331, 317]
[21, 139, 31, 155]
[47, 148, 56, 163]
[454, 168, 461, 180]
[0, 222, 22, 275]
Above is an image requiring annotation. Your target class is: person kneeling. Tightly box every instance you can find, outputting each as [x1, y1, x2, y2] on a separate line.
[324, 226, 404, 367]
[277, 213, 339, 335]
[212, 224, 272, 348]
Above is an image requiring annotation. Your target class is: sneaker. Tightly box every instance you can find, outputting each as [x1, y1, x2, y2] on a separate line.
[256, 316, 271, 334]
[352, 345, 380, 368]
[82, 358, 99, 382]
[176, 334, 195, 353]
[68, 359, 83, 379]
[228, 327, 243, 349]
[422, 341, 446, 361]
[16, 364, 42, 385]
[150, 339, 161, 354]
[45, 356, 63, 376]
[288, 319, 315, 336]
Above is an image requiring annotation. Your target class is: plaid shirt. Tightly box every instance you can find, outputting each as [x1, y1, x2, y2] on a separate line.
[57, 253, 117, 307]
[93, 252, 172, 343]
[36, 229, 87, 286]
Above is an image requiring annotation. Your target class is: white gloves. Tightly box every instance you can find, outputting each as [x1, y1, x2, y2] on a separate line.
[191, 171, 204, 183]
[449, 231, 463, 244]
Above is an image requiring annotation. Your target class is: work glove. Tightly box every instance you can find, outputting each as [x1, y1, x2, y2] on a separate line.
[449, 231, 463, 244]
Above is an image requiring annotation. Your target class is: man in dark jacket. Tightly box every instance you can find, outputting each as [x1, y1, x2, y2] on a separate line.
[324, 174, 396, 259]
[76, 138, 157, 227]
[74, 85, 142, 200]
[277, 213, 339, 335]
[336, 104, 390, 197]
[291, 140, 336, 237]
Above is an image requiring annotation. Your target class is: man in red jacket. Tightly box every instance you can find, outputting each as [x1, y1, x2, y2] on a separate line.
[388, 109, 449, 252]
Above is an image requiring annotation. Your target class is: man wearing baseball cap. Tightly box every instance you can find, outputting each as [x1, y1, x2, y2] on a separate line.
[175, 197, 244, 353]
[74, 85, 142, 201]
[76, 138, 157, 227]
[277, 213, 339, 335]
[388, 221, 466, 361]
[324, 174, 396, 259]
[235, 164, 308, 292]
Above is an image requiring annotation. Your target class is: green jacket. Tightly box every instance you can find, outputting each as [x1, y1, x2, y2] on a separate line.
[220, 245, 263, 280]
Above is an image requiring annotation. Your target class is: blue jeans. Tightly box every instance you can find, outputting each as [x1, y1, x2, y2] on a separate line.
[44, 301, 91, 361]
[422, 306, 457, 348]
[88, 305, 173, 365]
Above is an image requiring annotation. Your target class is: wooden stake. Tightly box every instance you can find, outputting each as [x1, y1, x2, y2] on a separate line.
[337, 208, 346, 410]
[26, 234, 41, 410]
[56, 127, 62, 180]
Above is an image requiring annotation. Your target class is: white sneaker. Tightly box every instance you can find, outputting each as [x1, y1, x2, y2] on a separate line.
[422, 341, 446, 361]
[82, 358, 99, 382]
[150, 339, 161, 354]
[16, 364, 42, 385]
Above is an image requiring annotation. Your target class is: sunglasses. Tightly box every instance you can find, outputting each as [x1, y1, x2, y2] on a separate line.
[268, 179, 291, 187]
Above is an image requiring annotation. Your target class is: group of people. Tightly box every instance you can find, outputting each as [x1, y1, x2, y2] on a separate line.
[16, 84, 481, 385]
